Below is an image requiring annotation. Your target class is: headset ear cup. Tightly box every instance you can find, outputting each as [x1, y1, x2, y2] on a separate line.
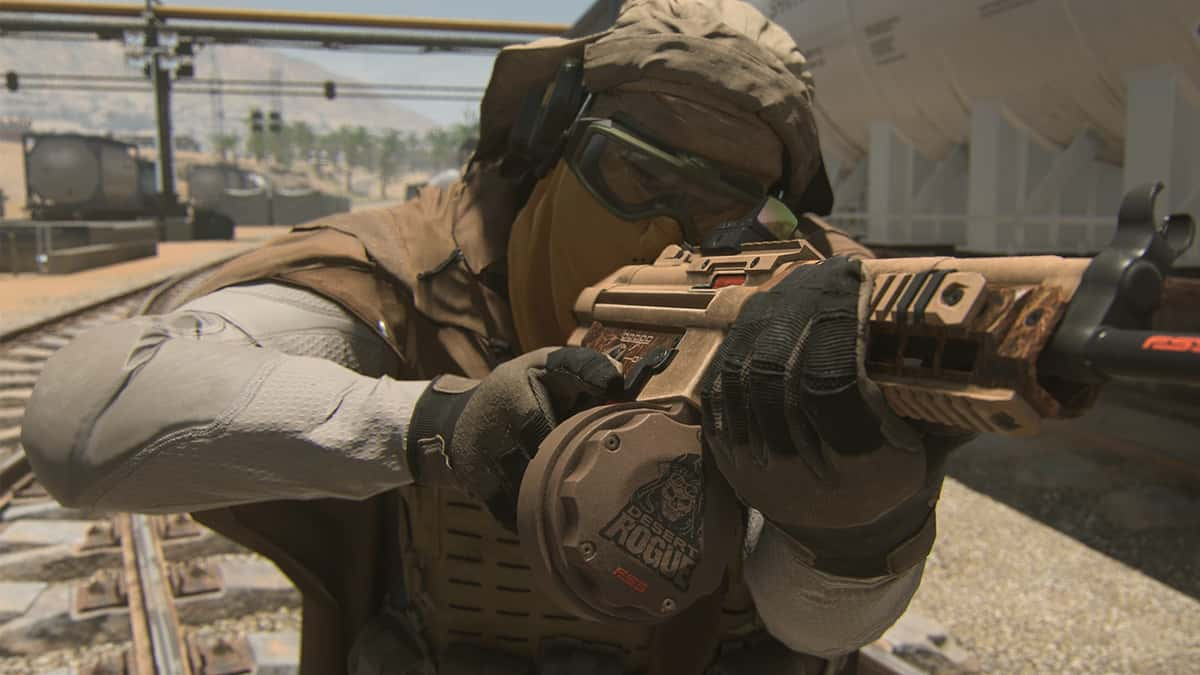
[501, 85, 550, 181]
[792, 157, 834, 216]
[501, 59, 589, 184]
[529, 60, 587, 178]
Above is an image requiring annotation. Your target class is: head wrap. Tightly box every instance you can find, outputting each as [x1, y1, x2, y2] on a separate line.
[477, 0, 828, 349]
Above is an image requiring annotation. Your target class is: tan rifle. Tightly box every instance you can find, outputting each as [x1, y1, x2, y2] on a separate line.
[516, 182, 1198, 625]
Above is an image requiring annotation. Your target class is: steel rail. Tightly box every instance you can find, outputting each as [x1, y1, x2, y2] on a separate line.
[0, 453, 29, 511]
[0, 17, 524, 50]
[129, 512, 191, 674]
[116, 515, 159, 675]
[0, 1, 570, 35]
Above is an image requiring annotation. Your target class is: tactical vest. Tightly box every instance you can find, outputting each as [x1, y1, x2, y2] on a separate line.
[176, 163, 783, 675]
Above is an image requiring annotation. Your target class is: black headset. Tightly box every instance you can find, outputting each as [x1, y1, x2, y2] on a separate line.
[500, 58, 589, 190]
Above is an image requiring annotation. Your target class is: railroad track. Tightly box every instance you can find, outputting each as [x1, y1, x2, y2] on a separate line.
[0, 275, 301, 675]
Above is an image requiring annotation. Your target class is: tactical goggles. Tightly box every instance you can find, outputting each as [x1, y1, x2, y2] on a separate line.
[563, 113, 778, 243]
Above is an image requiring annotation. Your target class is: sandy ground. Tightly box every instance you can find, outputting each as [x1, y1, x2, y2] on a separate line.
[0, 142, 26, 216]
[0, 225, 281, 336]
[904, 386, 1200, 673]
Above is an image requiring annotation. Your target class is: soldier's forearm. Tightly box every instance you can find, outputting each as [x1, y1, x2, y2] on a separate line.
[22, 282, 428, 513]
[743, 516, 923, 657]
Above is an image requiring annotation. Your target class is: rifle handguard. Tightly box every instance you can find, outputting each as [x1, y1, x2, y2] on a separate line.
[556, 184, 1197, 437]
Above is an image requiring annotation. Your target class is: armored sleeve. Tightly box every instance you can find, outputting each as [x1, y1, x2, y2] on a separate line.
[741, 510, 922, 657]
[21, 281, 428, 514]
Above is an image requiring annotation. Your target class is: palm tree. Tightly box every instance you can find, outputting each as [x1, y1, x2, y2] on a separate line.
[271, 131, 294, 168]
[288, 121, 316, 164]
[210, 133, 240, 162]
[246, 111, 267, 164]
[328, 125, 373, 195]
[424, 127, 457, 170]
[327, 126, 352, 193]
[402, 130, 426, 171]
[377, 130, 404, 199]
[343, 126, 373, 195]
[421, 116, 481, 171]
[316, 130, 342, 178]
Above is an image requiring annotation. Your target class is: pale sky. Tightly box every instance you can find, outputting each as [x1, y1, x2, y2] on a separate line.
[176, 0, 597, 123]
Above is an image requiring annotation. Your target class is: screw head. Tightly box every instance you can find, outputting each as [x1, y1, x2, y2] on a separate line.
[660, 598, 676, 614]
[579, 541, 597, 561]
[941, 284, 965, 306]
[1024, 309, 1044, 326]
[603, 435, 621, 451]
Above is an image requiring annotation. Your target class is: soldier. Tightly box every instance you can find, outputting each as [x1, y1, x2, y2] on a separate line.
[21, 1, 966, 673]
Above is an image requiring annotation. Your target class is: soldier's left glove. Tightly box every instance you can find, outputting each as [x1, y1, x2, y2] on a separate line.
[701, 256, 973, 578]
[406, 346, 622, 531]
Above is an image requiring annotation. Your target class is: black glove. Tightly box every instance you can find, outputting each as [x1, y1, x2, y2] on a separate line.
[406, 346, 622, 531]
[701, 256, 973, 578]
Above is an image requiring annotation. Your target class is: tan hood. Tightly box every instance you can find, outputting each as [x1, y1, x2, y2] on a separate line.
[475, 0, 824, 213]
[481, 0, 829, 351]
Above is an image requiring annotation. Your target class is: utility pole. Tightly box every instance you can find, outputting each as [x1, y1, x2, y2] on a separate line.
[270, 61, 283, 164]
[143, 0, 178, 211]
[209, 49, 227, 161]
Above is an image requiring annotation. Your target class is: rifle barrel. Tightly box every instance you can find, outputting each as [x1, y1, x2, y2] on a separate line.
[1085, 329, 1200, 384]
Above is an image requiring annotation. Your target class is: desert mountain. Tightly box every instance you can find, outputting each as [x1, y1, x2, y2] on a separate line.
[0, 38, 439, 140]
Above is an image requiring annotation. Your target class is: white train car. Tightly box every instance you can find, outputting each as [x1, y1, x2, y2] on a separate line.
[749, 0, 1200, 265]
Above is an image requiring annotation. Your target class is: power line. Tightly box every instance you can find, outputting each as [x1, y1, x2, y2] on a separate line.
[0, 17, 524, 52]
[0, 1, 570, 36]
[198, 78, 485, 92]
[0, 30, 505, 53]
[16, 72, 486, 93]
[209, 48, 224, 139]
[12, 83, 481, 101]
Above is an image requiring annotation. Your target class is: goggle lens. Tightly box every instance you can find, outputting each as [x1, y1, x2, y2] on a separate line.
[569, 120, 766, 241]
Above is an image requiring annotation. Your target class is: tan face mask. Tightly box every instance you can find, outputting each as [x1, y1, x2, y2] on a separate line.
[507, 161, 685, 351]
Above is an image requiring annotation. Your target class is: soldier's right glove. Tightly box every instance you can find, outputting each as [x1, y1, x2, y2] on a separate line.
[406, 346, 622, 531]
[701, 256, 973, 578]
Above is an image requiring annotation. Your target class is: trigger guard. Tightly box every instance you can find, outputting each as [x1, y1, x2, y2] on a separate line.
[517, 401, 742, 624]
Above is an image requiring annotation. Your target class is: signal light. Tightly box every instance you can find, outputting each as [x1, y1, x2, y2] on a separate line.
[268, 111, 282, 133]
[323, 80, 336, 100]
[4, 71, 16, 92]
[250, 109, 264, 133]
